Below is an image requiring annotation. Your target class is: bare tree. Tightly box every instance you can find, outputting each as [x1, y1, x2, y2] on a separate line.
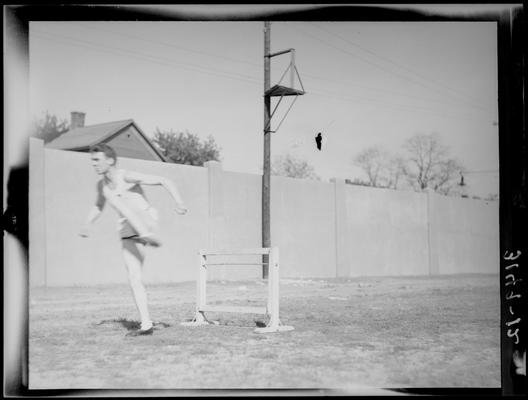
[272, 154, 320, 180]
[402, 133, 465, 195]
[353, 146, 403, 189]
[32, 112, 69, 143]
[354, 146, 385, 187]
[385, 156, 406, 190]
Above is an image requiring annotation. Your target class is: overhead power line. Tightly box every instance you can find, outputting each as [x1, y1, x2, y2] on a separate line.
[31, 29, 261, 85]
[309, 22, 494, 112]
[52, 22, 496, 115]
[308, 87, 487, 122]
[74, 22, 262, 68]
[302, 72, 492, 115]
[79, 22, 493, 113]
[30, 27, 492, 122]
[286, 24, 493, 113]
[34, 24, 495, 119]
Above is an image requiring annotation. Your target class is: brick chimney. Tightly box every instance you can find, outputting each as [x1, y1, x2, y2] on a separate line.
[70, 111, 86, 130]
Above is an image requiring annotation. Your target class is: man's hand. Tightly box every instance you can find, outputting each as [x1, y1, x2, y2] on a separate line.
[175, 204, 188, 215]
[79, 225, 90, 238]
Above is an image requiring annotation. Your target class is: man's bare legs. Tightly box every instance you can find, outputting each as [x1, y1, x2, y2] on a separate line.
[122, 238, 153, 333]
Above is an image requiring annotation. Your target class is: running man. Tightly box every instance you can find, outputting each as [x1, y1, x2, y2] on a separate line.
[79, 143, 187, 336]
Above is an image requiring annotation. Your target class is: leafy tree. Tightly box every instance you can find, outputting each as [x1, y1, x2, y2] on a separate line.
[402, 133, 465, 195]
[271, 154, 320, 180]
[152, 129, 221, 166]
[32, 112, 69, 143]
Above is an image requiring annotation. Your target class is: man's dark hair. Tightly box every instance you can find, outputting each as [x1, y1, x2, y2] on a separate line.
[90, 143, 117, 165]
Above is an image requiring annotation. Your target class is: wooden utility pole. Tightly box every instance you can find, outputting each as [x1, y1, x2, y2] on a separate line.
[262, 21, 271, 279]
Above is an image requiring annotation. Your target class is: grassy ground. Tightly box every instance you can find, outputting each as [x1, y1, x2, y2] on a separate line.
[29, 274, 500, 391]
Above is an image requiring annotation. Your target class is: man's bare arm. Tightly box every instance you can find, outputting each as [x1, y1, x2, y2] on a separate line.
[79, 181, 106, 237]
[123, 171, 187, 214]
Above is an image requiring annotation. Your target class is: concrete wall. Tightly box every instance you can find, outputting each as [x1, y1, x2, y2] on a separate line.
[272, 176, 337, 279]
[428, 192, 500, 275]
[344, 185, 430, 277]
[29, 138, 500, 287]
[206, 164, 263, 281]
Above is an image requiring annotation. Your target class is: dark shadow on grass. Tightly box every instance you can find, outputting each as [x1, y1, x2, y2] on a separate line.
[96, 318, 171, 331]
[216, 318, 268, 328]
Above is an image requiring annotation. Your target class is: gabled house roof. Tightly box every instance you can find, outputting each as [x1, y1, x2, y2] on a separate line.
[46, 119, 167, 162]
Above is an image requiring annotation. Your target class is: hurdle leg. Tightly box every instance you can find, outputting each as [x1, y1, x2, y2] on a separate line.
[181, 252, 215, 326]
[267, 254, 272, 315]
[255, 247, 294, 333]
[269, 246, 280, 328]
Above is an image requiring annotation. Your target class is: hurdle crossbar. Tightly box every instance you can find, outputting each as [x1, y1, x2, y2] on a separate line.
[181, 247, 294, 333]
[199, 248, 273, 255]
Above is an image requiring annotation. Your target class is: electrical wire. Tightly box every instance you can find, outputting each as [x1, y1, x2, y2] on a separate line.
[307, 87, 486, 122]
[45, 22, 495, 115]
[31, 29, 261, 85]
[74, 22, 262, 68]
[286, 24, 494, 113]
[33, 24, 496, 120]
[302, 71, 494, 114]
[31, 27, 493, 122]
[308, 22, 494, 111]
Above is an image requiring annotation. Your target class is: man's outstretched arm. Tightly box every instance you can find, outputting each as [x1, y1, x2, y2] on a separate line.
[123, 171, 187, 214]
[79, 182, 106, 237]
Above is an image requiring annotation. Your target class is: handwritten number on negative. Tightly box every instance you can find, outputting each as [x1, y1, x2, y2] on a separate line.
[506, 274, 523, 286]
[508, 329, 520, 344]
[504, 250, 522, 261]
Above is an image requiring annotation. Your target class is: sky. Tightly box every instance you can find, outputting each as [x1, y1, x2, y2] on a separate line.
[29, 14, 500, 197]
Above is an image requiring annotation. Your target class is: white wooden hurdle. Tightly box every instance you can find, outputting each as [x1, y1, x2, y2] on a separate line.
[181, 247, 294, 333]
